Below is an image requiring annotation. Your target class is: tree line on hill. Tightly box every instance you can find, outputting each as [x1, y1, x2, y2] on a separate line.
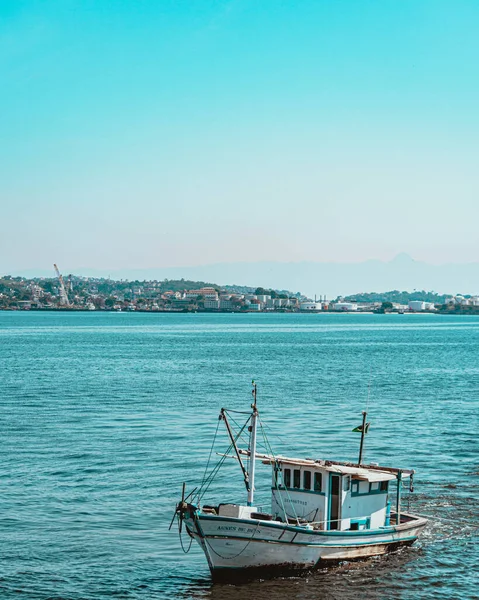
[341, 290, 453, 304]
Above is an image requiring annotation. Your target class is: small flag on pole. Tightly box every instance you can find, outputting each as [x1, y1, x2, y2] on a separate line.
[352, 422, 370, 433]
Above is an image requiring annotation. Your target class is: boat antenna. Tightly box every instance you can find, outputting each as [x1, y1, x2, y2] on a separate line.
[357, 410, 368, 466]
[248, 380, 258, 507]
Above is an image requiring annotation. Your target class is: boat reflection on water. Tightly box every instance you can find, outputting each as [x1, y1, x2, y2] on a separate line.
[178, 545, 425, 600]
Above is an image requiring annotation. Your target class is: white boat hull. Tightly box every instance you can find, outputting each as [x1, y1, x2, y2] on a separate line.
[185, 509, 427, 579]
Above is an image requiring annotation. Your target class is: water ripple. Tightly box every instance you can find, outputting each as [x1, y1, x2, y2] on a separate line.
[1, 312, 478, 599]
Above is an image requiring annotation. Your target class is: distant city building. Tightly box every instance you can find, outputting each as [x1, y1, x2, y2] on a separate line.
[184, 287, 219, 300]
[333, 302, 358, 312]
[408, 301, 426, 311]
[171, 298, 191, 309]
[446, 295, 479, 307]
[300, 301, 322, 311]
[219, 299, 234, 310]
[204, 299, 220, 310]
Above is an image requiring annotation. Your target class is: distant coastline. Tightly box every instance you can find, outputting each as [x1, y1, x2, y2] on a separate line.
[2, 306, 478, 315]
[1, 273, 478, 315]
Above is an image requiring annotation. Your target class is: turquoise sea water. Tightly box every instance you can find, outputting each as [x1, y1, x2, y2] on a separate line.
[1, 312, 478, 599]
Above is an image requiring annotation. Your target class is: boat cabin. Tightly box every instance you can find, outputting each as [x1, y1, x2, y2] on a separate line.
[267, 456, 409, 531]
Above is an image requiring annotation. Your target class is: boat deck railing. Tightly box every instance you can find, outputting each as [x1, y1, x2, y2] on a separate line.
[306, 515, 373, 530]
[389, 511, 419, 525]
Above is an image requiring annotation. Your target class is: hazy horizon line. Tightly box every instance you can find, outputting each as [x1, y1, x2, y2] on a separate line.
[5, 252, 479, 277]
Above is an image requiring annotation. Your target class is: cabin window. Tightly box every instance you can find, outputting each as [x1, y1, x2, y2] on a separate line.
[370, 482, 380, 492]
[343, 476, 351, 491]
[359, 481, 369, 494]
[380, 480, 389, 492]
[314, 472, 322, 492]
[283, 468, 291, 488]
[303, 471, 311, 490]
[293, 469, 301, 489]
[351, 481, 359, 494]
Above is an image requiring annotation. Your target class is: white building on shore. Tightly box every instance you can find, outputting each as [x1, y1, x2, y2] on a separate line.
[300, 301, 322, 311]
[445, 295, 479, 306]
[408, 301, 436, 312]
[333, 302, 358, 312]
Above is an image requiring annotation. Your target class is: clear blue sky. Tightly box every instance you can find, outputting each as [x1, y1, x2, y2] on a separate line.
[1, 0, 478, 274]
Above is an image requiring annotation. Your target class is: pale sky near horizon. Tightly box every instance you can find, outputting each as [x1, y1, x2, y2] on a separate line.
[1, 0, 478, 274]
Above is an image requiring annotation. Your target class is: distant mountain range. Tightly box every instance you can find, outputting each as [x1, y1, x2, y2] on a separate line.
[11, 254, 479, 298]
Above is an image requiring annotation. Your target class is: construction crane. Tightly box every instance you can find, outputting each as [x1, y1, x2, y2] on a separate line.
[53, 263, 70, 306]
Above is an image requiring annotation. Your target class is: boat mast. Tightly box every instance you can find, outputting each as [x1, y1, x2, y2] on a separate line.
[247, 380, 258, 507]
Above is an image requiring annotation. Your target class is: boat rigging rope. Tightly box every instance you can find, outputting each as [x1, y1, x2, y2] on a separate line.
[198, 417, 221, 496]
[258, 415, 299, 523]
[414, 513, 479, 528]
[258, 418, 291, 448]
[179, 524, 194, 554]
[201, 519, 262, 561]
[197, 416, 251, 502]
[226, 411, 273, 456]
[225, 412, 254, 450]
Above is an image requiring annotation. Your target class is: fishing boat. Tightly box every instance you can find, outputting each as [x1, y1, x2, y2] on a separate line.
[170, 382, 427, 581]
